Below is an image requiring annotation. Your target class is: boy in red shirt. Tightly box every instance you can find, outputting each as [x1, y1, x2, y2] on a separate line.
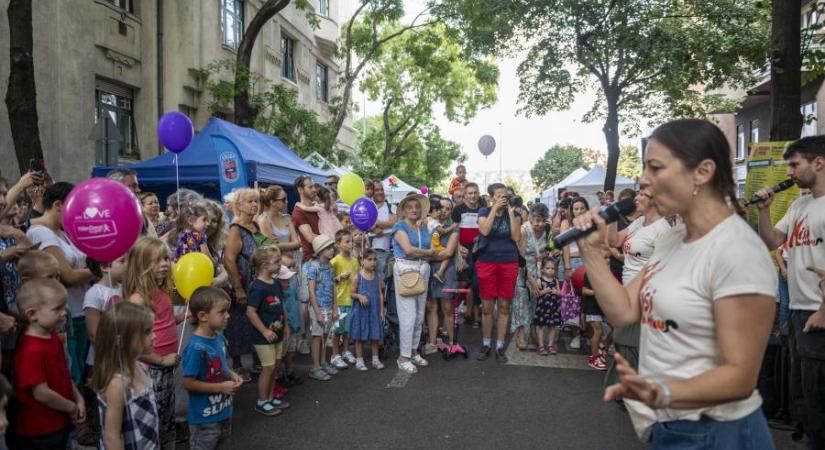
[449, 165, 468, 201]
[13, 278, 85, 450]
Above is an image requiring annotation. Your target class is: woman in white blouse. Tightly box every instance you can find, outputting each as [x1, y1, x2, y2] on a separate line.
[574, 119, 777, 448]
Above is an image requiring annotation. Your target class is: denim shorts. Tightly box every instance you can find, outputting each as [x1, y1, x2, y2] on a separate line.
[650, 409, 773, 450]
[190, 419, 232, 450]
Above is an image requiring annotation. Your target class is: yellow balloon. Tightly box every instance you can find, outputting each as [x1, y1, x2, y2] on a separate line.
[337, 173, 365, 205]
[173, 252, 215, 300]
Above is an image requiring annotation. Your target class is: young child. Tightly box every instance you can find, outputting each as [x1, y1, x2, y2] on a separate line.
[246, 246, 291, 416]
[278, 258, 302, 388]
[306, 235, 337, 381]
[349, 249, 385, 371]
[351, 229, 366, 260]
[172, 203, 213, 261]
[428, 199, 458, 284]
[13, 279, 85, 450]
[90, 301, 159, 450]
[330, 230, 358, 369]
[582, 272, 607, 371]
[124, 236, 182, 448]
[448, 165, 468, 201]
[533, 258, 562, 356]
[182, 287, 243, 450]
[295, 186, 342, 237]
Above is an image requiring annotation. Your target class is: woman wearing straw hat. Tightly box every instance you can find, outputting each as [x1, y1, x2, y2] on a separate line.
[391, 193, 437, 373]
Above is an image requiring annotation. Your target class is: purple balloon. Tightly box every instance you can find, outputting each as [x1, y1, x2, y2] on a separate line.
[350, 197, 378, 232]
[62, 178, 143, 262]
[157, 111, 194, 153]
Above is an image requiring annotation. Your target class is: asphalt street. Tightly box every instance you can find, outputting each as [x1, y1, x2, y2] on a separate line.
[206, 322, 800, 450]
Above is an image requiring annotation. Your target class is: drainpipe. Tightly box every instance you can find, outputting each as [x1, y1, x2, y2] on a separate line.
[156, 0, 164, 155]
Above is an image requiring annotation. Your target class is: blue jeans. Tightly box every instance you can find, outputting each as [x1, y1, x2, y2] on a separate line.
[190, 420, 232, 450]
[650, 409, 774, 450]
[777, 271, 790, 330]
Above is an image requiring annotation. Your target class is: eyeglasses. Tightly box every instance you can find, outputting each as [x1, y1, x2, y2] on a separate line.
[275, 197, 288, 202]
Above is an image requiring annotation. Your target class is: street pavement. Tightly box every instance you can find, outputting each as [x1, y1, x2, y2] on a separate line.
[185, 324, 803, 449]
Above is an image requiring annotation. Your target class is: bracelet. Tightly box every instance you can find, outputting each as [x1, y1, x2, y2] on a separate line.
[655, 382, 672, 409]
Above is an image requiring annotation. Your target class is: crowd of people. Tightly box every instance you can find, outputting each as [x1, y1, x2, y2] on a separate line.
[0, 117, 820, 449]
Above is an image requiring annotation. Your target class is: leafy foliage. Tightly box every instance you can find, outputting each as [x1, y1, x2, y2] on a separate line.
[617, 145, 642, 180]
[530, 144, 591, 191]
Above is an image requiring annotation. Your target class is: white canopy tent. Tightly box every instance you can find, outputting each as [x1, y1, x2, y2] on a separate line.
[562, 165, 637, 208]
[382, 174, 419, 204]
[540, 167, 589, 209]
[303, 151, 349, 177]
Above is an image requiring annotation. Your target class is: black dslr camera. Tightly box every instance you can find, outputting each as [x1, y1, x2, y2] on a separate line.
[505, 194, 523, 208]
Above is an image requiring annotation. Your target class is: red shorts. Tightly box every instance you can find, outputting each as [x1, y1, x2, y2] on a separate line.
[476, 261, 519, 300]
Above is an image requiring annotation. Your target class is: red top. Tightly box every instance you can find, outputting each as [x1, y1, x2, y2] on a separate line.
[449, 177, 466, 195]
[13, 332, 74, 436]
[152, 290, 179, 356]
[291, 206, 320, 262]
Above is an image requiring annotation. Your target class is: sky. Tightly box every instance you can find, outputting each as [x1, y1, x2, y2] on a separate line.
[354, 0, 632, 176]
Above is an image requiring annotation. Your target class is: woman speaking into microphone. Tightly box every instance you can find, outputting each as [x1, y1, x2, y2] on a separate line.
[573, 119, 777, 448]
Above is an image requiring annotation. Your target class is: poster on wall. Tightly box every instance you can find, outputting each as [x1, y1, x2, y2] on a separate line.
[744, 141, 799, 226]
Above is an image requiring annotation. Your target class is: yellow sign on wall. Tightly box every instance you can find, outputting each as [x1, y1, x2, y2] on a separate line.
[744, 141, 800, 226]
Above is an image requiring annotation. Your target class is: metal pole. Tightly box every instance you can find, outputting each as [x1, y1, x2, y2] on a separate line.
[498, 122, 503, 183]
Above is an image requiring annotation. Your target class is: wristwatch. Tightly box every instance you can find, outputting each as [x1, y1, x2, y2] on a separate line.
[655, 382, 672, 409]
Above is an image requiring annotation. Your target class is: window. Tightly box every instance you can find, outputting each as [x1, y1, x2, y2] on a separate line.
[749, 119, 760, 144]
[221, 0, 244, 50]
[319, 0, 330, 16]
[107, 0, 133, 13]
[95, 82, 139, 160]
[316, 62, 328, 102]
[802, 101, 818, 137]
[736, 124, 746, 161]
[281, 35, 295, 82]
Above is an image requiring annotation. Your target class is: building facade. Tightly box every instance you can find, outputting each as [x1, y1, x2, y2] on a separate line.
[0, 0, 354, 183]
[716, 2, 822, 197]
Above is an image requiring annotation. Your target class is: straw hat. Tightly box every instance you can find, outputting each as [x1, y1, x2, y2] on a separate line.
[398, 192, 430, 218]
[312, 234, 335, 256]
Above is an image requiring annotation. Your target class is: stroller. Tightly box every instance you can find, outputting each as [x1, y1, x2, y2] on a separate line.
[380, 256, 400, 359]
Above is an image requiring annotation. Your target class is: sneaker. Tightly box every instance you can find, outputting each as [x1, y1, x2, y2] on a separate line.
[321, 363, 339, 375]
[269, 398, 291, 410]
[255, 400, 283, 416]
[423, 343, 438, 355]
[548, 345, 558, 355]
[411, 354, 429, 367]
[372, 359, 385, 370]
[397, 359, 418, 373]
[343, 351, 357, 364]
[569, 336, 581, 349]
[283, 372, 303, 387]
[477, 345, 491, 361]
[331, 355, 348, 369]
[309, 368, 331, 381]
[537, 346, 548, 356]
[495, 348, 508, 363]
[588, 355, 607, 371]
[355, 360, 368, 371]
[298, 339, 311, 355]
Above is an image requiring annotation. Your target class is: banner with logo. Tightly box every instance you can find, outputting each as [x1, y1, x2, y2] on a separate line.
[212, 135, 248, 200]
[744, 141, 799, 226]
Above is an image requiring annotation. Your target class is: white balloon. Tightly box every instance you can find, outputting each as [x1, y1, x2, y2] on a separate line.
[478, 135, 496, 156]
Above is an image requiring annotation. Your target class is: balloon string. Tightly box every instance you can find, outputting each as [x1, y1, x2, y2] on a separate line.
[177, 301, 190, 355]
[175, 153, 181, 212]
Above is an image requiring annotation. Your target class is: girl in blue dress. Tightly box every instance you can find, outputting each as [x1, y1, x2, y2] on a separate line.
[348, 249, 385, 371]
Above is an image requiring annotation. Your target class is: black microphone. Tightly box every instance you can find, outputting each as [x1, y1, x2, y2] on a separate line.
[547, 198, 636, 251]
[744, 179, 794, 207]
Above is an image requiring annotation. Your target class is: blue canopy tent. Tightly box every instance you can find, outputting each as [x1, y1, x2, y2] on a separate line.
[92, 117, 329, 206]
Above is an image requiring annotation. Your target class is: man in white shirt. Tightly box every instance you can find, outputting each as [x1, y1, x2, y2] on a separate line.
[756, 136, 825, 449]
[371, 181, 396, 280]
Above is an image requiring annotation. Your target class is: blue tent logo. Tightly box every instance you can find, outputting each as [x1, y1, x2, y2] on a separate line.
[220, 152, 239, 183]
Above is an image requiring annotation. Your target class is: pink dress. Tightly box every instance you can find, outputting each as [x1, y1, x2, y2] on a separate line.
[299, 203, 342, 237]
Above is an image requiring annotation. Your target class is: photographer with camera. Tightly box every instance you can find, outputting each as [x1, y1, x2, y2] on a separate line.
[475, 183, 522, 362]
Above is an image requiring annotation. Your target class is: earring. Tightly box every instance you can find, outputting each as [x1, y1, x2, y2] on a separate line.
[693, 185, 699, 197]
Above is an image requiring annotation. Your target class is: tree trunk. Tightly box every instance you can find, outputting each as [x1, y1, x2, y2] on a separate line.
[602, 87, 621, 192]
[234, 0, 290, 128]
[769, 0, 802, 141]
[5, 0, 43, 174]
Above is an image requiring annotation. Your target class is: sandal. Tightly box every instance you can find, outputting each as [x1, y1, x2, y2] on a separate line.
[537, 346, 548, 356]
[255, 400, 283, 416]
[309, 368, 331, 381]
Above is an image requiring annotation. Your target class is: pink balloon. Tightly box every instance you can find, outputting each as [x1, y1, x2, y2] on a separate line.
[420, 185, 429, 195]
[62, 178, 143, 262]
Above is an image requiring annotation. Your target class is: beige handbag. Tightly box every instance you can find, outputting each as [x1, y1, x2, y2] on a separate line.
[397, 228, 427, 297]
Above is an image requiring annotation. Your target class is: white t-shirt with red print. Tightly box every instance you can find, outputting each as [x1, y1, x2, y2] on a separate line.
[626, 214, 776, 440]
[776, 194, 825, 311]
[621, 216, 672, 285]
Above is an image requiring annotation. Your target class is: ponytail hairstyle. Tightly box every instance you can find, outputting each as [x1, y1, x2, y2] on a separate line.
[123, 236, 172, 311]
[316, 186, 333, 212]
[90, 302, 154, 393]
[648, 119, 744, 216]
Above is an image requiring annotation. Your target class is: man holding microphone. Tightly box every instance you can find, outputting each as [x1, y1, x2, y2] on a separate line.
[755, 136, 825, 450]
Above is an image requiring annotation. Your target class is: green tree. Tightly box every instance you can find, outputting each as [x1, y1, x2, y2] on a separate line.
[617, 145, 642, 180]
[437, 0, 770, 191]
[353, 116, 464, 187]
[530, 144, 590, 191]
[503, 176, 530, 200]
